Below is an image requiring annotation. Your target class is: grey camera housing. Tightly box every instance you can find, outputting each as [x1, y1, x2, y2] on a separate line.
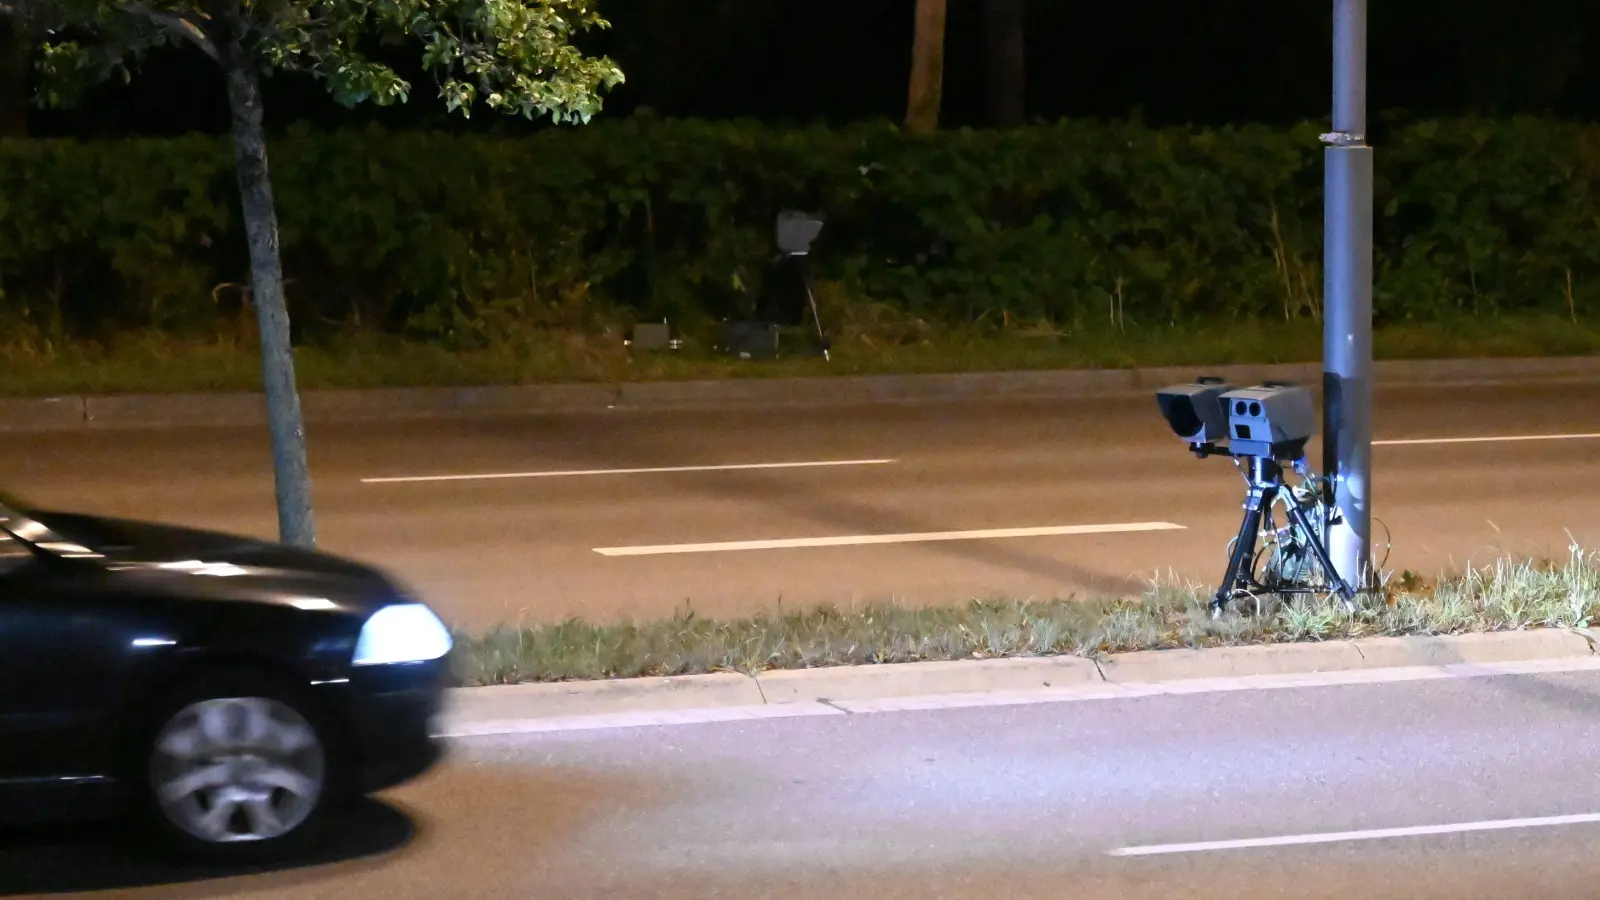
[777, 211, 824, 256]
[1221, 384, 1317, 460]
[1155, 379, 1233, 444]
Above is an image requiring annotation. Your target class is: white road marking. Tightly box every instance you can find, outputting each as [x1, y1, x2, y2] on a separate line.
[363, 432, 1599, 483]
[1107, 812, 1600, 857]
[362, 458, 896, 484]
[436, 655, 1600, 738]
[592, 522, 1187, 557]
[1375, 432, 1600, 447]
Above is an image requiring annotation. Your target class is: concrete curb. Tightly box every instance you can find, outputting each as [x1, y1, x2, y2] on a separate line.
[437, 629, 1598, 734]
[5, 354, 1598, 431]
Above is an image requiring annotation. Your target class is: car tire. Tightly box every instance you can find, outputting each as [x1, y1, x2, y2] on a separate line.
[134, 666, 346, 864]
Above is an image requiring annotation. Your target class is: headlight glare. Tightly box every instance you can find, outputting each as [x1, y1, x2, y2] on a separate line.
[353, 603, 453, 666]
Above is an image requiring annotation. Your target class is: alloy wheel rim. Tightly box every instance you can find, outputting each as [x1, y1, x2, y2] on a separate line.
[150, 696, 326, 844]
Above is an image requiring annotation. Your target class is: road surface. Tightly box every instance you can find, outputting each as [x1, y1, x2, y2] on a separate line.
[3, 380, 1599, 628]
[9, 665, 1600, 899]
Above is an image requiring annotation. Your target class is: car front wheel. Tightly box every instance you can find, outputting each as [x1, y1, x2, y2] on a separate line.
[139, 669, 340, 862]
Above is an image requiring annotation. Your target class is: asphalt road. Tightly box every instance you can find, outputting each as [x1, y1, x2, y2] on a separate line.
[10, 667, 1600, 899]
[4, 380, 1600, 628]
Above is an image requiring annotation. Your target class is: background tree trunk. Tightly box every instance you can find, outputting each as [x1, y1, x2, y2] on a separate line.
[984, 0, 1026, 128]
[223, 54, 317, 547]
[0, 16, 29, 138]
[906, 0, 947, 135]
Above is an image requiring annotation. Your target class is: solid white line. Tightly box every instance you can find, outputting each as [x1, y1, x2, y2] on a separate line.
[1375, 432, 1600, 447]
[592, 522, 1187, 557]
[362, 459, 896, 484]
[1108, 812, 1600, 857]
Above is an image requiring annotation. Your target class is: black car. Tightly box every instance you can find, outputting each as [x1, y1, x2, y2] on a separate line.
[0, 494, 452, 862]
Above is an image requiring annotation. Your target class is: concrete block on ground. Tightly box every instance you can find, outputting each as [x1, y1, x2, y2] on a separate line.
[442, 673, 764, 725]
[755, 656, 1103, 704]
[1350, 630, 1595, 668]
[0, 396, 85, 430]
[1099, 641, 1369, 683]
[84, 392, 264, 428]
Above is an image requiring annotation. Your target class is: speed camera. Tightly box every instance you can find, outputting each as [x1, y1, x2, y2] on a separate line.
[1220, 383, 1316, 460]
[1155, 377, 1233, 445]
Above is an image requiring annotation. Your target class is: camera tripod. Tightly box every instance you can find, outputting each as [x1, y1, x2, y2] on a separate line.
[1190, 443, 1360, 618]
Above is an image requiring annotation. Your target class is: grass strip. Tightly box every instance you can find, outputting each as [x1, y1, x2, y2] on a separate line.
[2, 312, 1598, 396]
[451, 549, 1600, 687]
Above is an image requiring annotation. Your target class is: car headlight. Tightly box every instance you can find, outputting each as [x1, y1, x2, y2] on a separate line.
[352, 603, 454, 666]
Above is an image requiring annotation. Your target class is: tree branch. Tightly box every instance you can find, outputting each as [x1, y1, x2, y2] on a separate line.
[119, 1, 220, 62]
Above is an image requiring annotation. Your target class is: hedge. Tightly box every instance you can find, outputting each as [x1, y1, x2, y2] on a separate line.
[2, 115, 1599, 347]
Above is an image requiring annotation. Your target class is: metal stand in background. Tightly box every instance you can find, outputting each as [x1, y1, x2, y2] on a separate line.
[775, 211, 832, 361]
[1322, 0, 1375, 592]
[719, 211, 832, 361]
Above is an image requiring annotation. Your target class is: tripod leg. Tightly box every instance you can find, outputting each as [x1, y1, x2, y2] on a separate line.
[798, 256, 830, 361]
[1212, 483, 1275, 617]
[1285, 500, 1359, 610]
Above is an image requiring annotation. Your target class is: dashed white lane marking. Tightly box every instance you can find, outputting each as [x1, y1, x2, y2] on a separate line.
[591, 521, 1187, 557]
[362, 459, 896, 484]
[436, 655, 1600, 739]
[1375, 432, 1600, 447]
[362, 432, 1600, 483]
[1107, 812, 1600, 857]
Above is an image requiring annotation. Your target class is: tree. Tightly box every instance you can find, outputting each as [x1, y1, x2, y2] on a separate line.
[3, 0, 623, 547]
[905, 0, 945, 134]
[983, 0, 1024, 127]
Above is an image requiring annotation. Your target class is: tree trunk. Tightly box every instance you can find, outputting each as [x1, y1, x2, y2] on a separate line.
[984, 0, 1026, 128]
[223, 55, 316, 547]
[906, 0, 947, 135]
[0, 16, 28, 139]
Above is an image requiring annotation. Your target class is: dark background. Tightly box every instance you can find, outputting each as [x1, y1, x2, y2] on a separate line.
[3, 0, 1598, 138]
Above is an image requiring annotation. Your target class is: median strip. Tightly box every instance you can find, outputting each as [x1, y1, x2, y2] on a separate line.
[448, 547, 1600, 723]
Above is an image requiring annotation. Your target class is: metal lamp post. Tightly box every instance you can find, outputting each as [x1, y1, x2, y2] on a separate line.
[1322, 0, 1374, 590]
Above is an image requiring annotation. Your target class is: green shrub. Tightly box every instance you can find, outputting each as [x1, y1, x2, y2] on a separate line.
[2, 115, 1598, 347]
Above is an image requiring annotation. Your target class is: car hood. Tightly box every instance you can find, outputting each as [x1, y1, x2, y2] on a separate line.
[1, 506, 401, 614]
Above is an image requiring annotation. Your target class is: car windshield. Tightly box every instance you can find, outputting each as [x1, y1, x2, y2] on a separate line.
[0, 497, 35, 572]
[0, 494, 27, 539]
[0, 492, 79, 560]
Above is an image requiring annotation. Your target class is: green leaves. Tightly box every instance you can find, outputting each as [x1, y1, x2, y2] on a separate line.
[400, 0, 624, 122]
[11, 0, 622, 126]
